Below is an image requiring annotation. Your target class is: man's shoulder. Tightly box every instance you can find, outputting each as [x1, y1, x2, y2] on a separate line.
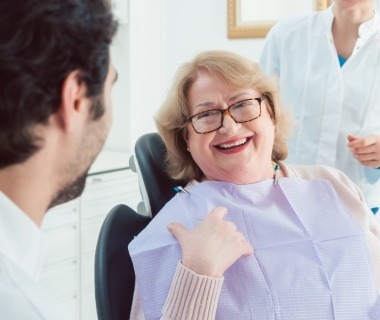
[0, 255, 69, 320]
[0, 256, 42, 319]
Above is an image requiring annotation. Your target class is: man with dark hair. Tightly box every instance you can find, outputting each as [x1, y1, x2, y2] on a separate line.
[0, 0, 118, 318]
[0, 1, 253, 319]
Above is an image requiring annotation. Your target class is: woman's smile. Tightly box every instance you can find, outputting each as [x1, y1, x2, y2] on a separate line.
[214, 136, 252, 154]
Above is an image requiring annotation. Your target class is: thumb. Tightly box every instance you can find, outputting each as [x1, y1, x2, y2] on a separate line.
[347, 134, 359, 142]
[243, 242, 254, 256]
[167, 222, 187, 241]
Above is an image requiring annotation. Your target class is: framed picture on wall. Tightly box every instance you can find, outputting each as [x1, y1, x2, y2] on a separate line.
[228, 0, 331, 38]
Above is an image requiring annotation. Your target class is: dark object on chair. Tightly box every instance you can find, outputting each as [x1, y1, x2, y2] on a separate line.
[95, 204, 151, 320]
[134, 132, 187, 216]
[95, 132, 181, 319]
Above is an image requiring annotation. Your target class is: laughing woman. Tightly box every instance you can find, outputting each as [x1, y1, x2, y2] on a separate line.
[129, 51, 380, 320]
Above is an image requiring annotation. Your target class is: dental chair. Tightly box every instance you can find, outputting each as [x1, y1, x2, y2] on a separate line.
[132, 132, 187, 216]
[94, 204, 151, 320]
[95, 132, 184, 319]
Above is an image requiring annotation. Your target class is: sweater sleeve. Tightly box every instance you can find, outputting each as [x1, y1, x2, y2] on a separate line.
[161, 262, 224, 320]
[130, 262, 224, 320]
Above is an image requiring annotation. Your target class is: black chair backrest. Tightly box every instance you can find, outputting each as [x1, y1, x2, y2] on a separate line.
[95, 204, 151, 320]
[134, 132, 187, 216]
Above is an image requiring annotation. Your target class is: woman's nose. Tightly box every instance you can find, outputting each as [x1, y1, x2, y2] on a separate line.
[218, 113, 241, 135]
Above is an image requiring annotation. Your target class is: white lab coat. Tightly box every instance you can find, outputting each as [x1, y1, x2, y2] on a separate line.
[0, 191, 69, 320]
[260, 5, 380, 209]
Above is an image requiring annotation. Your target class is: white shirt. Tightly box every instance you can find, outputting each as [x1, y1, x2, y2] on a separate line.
[260, 5, 380, 209]
[0, 191, 69, 319]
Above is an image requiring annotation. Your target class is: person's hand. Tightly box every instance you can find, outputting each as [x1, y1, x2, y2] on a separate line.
[347, 134, 380, 168]
[167, 206, 253, 278]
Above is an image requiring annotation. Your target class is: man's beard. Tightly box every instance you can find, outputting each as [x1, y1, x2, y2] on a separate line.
[47, 98, 109, 210]
[48, 171, 88, 209]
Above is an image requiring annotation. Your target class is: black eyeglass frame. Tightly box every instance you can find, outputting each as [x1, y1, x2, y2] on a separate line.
[187, 95, 266, 134]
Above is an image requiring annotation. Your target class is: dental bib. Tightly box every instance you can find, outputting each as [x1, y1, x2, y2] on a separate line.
[129, 178, 379, 319]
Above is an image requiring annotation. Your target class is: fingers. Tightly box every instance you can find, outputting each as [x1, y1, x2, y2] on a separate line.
[353, 152, 380, 167]
[353, 150, 377, 161]
[347, 134, 376, 148]
[209, 207, 239, 233]
[352, 145, 376, 156]
[242, 241, 254, 256]
[167, 222, 187, 241]
[347, 134, 358, 142]
[234, 230, 254, 256]
[168, 207, 254, 277]
[208, 206, 228, 219]
[347, 134, 380, 167]
[167, 206, 229, 241]
[360, 160, 380, 167]
[210, 207, 249, 247]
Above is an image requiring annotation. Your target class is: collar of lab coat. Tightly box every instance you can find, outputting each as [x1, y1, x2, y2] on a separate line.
[0, 191, 48, 281]
[326, 4, 379, 39]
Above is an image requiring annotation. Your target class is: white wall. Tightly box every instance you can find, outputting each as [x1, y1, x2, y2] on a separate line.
[105, 0, 266, 152]
[106, 23, 131, 151]
[107, 1, 348, 153]
[162, 0, 265, 88]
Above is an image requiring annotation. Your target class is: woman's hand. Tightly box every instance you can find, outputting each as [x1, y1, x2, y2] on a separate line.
[347, 134, 380, 168]
[167, 206, 253, 278]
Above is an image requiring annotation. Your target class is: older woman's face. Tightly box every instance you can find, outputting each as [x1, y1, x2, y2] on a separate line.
[186, 70, 276, 184]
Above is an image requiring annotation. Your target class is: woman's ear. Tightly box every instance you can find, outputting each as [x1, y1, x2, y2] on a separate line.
[57, 70, 89, 132]
[268, 107, 276, 126]
[264, 94, 276, 124]
[183, 128, 189, 143]
[182, 129, 190, 151]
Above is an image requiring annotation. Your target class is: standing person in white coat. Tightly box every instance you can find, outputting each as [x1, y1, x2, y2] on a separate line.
[260, 0, 380, 215]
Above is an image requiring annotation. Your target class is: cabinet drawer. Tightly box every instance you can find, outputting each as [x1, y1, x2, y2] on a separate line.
[81, 195, 127, 220]
[82, 287, 97, 320]
[82, 254, 95, 289]
[58, 293, 79, 320]
[83, 170, 133, 200]
[82, 217, 105, 254]
[82, 170, 141, 216]
[40, 260, 78, 298]
[42, 200, 78, 230]
[43, 223, 78, 265]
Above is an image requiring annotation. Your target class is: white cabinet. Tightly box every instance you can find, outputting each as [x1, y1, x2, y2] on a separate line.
[40, 151, 141, 320]
[40, 200, 80, 319]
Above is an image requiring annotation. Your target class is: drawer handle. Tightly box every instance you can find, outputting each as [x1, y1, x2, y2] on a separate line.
[90, 177, 102, 184]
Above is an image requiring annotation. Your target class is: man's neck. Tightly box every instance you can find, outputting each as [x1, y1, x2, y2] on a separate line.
[0, 161, 55, 227]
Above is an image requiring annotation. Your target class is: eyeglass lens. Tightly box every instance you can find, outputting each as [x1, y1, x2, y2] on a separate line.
[190, 98, 262, 134]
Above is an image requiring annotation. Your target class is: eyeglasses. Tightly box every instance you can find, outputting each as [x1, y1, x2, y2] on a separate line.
[187, 96, 266, 134]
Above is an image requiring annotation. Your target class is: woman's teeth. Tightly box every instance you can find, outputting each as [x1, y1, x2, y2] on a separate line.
[219, 138, 247, 149]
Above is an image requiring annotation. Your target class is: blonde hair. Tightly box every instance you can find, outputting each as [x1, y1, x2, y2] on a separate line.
[155, 50, 292, 183]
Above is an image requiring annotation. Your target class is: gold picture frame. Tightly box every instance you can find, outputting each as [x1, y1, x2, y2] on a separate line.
[228, 0, 331, 38]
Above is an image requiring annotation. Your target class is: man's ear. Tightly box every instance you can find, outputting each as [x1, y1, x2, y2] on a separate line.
[58, 70, 89, 132]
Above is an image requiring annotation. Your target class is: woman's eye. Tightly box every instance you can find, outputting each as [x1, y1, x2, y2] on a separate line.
[233, 101, 249, 110]
[197, 111, 213, 119]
